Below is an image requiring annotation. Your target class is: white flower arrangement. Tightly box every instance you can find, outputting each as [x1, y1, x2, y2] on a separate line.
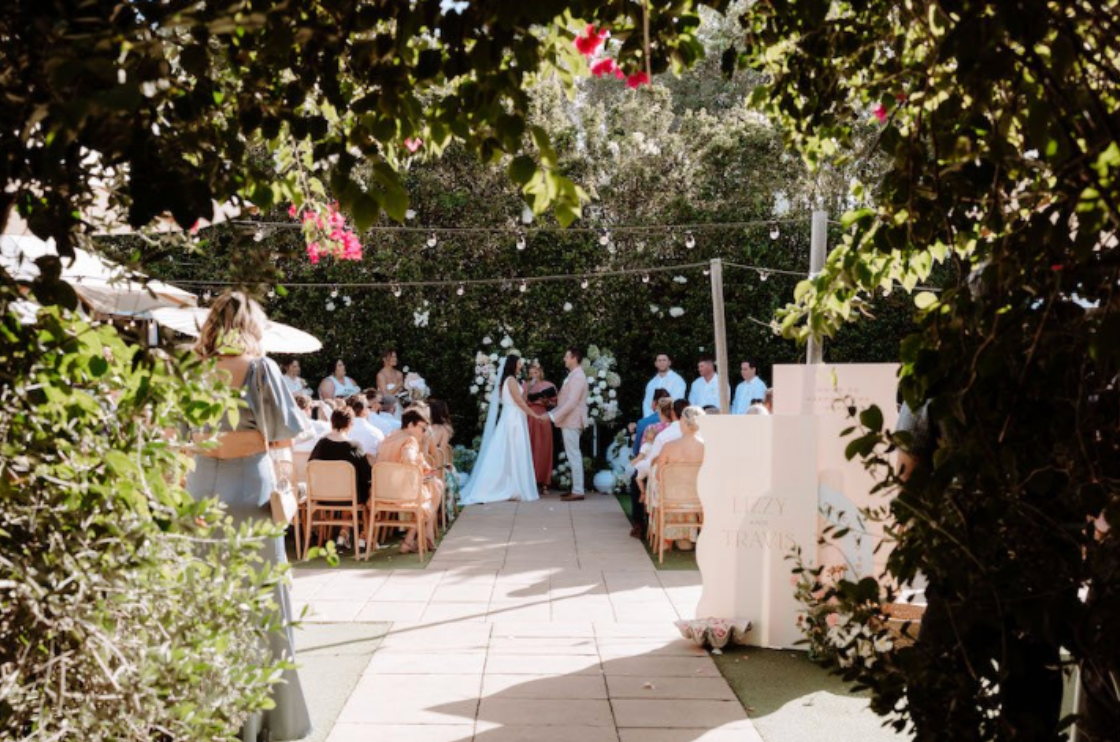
[580, 345, 623, 423]
[471, 329, 520, 425]
[669, 307, 685, 318]
[413, 299, 431, 327]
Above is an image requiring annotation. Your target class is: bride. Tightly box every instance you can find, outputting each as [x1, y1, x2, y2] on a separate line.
[459, 353, 542, 505]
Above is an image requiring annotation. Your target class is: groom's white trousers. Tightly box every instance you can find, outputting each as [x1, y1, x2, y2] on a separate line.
[561, 428, 585, 494]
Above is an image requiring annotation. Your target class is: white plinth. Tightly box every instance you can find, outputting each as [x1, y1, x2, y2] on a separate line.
[694, 415, 819, 649]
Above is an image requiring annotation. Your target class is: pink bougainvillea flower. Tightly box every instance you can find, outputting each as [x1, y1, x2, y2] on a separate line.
[404, 137, 423, 153]
[625, 71, 650, 89]
[896, 92, 908, 103]
[306, 242, 322, 264]
[591, 58, 618, 78]
[873, 103, 888, 123]
[614, 68, 625, 80]
[288, 203, 298, 218]
[1051, 263, 1064, 271]
[574, 24, 607, 57]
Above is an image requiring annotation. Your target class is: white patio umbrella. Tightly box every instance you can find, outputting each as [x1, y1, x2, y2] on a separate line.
[0, 232, 197, 315]
[148, 306, 322, 354]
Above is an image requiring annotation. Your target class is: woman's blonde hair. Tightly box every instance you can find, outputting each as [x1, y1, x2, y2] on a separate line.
[680, 405, 706, 433]
[194, 291, 266, 358]
[529, 359, 545, 380]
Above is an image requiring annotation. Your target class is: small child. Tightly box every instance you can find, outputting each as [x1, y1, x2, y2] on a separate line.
[629, 426, 660, 503]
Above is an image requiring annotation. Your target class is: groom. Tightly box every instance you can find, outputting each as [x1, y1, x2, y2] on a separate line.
[549, 346, 589, 502]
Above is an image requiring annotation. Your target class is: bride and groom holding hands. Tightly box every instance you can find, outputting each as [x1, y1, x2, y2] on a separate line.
[460, 347, 589, 505]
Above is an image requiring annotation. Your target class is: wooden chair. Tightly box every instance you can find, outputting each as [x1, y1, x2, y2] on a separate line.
[364, 461, 428, 560]
[304, 460, 366, 561]
[656, 462, 703, 564]
[289, 450, 311, 559]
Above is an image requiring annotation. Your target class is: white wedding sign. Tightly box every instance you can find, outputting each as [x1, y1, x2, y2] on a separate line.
[694, 415, 818, 649]
[772, 363, 900, 579]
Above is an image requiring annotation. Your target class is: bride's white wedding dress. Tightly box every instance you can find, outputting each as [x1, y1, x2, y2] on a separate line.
[460, 377, 538, 505]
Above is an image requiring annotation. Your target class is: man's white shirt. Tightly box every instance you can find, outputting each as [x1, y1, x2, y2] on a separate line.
[351, 416, 386, 456]
[642, 370, 687, 416]
[688, 373, 724, 409]
[649, 421, 683, 465]
[370, 413, 401, 435]
[732, 377, 768, 415]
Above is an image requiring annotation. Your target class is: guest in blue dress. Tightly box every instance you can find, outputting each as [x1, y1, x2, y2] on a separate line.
[186, 291, 312, 742]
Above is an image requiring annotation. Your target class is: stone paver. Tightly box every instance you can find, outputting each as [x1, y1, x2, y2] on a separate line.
[295, 495, 755, 741]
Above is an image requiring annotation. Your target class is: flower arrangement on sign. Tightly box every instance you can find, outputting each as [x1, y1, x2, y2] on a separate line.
[288, 202, 363, 263]
[793, 564, 895, 670]
[581, 345, 622, 423]
[469, 330, 520, 426]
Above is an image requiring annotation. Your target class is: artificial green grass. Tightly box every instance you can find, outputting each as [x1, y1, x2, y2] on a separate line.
[711, 646, 867, 718]
[614, 492, 699, 571]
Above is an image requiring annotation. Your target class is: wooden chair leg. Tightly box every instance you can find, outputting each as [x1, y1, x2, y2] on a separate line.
[351, 508, 361, 561]
[292, 510, 302, 561]
[417, 511, 426, 560]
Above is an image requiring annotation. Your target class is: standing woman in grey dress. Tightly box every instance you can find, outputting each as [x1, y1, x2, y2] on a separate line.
[186, 291, 312, 741]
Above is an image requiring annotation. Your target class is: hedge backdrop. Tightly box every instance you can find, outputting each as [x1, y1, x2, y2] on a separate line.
[107, 73, 919, 447]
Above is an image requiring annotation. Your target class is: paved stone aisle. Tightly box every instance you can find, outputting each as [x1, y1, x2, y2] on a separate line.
[293, 495, 762, 742]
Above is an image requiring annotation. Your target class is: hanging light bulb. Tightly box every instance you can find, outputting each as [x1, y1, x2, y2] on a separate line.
[641, 273, 650, 283]
[598, 229, 610, 246]
[253, 227, 266, 242]
[580, 278, 589, 289]
[519, 280, 528, 293]
[702, 268, 710, 276]
[427, 232, 438, 247]
[343, 295, 352, 306]
[267, 288, 276, 299]
[769, 223, 780, 240]
[685, 232, 696, 249]
[202, 290, 212, 302]
[330, 287, 339, 298]
[758, 270, 771, 282]
[456, 283, 465, 296]
[392, 284, 402, 297]
[516, 230, 526, 250]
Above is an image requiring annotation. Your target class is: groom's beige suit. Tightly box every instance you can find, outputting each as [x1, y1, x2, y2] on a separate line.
[550, 366, 589, 495]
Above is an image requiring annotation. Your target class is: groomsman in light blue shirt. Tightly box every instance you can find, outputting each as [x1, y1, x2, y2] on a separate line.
[688, 354, 726, 409]
[642, 353, 687, 417]
[731, 359, 768, 415]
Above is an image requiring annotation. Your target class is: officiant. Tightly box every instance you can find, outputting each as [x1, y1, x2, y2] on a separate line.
[523, 359, 557, 494]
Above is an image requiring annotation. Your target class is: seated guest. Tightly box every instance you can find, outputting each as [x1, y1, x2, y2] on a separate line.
[375, 408, 443, 554]
[319, 359, 361, 401]
[363, 388, 382, 414]
[376, 348, 406, 414]
[649, 398, 690, 467]
[746, 395, 771, 416]
[309, 407, 372, 549]
[633, 389, 672, 457]
[346, 395, 385, 459]
[627, 390, 673, 539]
[374, 395, 403, 433]
[429, 399, 459, 507]
[280, 358, 313, 397]
[652, 405, 706, 552]
[293, 394, 330, 452]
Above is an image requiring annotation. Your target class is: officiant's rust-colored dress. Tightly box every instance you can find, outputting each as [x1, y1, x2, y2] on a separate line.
[524, 379, 556, 487]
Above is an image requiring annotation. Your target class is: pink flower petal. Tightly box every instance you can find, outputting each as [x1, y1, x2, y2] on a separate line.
[625, 71, 650, 89]
[873, 103, 888, 123]
[404, 137, 423, 153]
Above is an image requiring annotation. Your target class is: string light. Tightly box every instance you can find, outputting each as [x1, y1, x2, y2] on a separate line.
[253, 227, 267, 242]
[456, 283, 465, 296]
[598, 229, 610, 246]
[580, 278, 589, 289]
[685, 232, 696, 249]
[758, 270, 770, 282]
[330, 287, 339, 298]
[770, 223, 780, 240]
[427, 232, 438, 247]
[516, 230, 526, 250]
[267, 288, 276, 298]
[392, 284, 402, 297]
[202, 290, 212, 302]
[641, 273, 650, 283]
[702, 268, 710, 276]
[519, 280, 528, 293]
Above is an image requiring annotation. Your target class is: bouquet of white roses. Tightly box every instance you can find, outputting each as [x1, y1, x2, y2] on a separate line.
[580, 344, 623, 423]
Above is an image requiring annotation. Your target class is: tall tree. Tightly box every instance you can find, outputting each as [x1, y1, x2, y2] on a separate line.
[735, 1, 1120, 739]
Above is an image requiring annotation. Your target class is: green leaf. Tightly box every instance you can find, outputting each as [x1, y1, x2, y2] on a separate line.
[859, 405, 883, 433]
[508, 156, 537, 186]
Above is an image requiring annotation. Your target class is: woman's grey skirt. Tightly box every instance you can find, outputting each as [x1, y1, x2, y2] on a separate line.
[188, 453, 312, 741]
